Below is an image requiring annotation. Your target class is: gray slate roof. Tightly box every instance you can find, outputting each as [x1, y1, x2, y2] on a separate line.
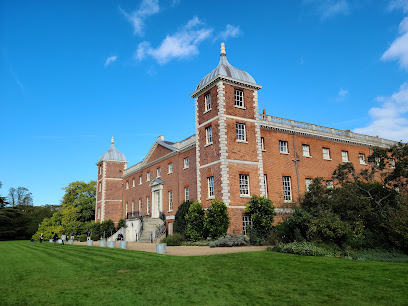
[196, 43, 256, 90]
[97, 137, 127, 164]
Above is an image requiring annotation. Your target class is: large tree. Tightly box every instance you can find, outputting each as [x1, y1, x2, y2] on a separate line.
[0, 182, 8, 208]
[7, 187, 33, 206]
[61, 181, 96, 222]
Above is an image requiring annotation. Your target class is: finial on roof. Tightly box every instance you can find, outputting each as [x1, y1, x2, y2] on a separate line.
[111, 136, 114, 145]
[220, 42, 226, 56]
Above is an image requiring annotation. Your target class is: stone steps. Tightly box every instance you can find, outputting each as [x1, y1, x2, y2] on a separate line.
[137, 218, 165, 243]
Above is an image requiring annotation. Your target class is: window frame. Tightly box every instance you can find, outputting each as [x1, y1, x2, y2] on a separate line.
[184, 186, 190, 202]
[359, 153, 366, 165]
[242, 216, 252, 236]
[207, 176, 214, 198]
[183, 157, 189, 169]
[282, 176, 292, 202]
[204, 93, 211, 112]
[139, 175, 142, 185]
[239, 174, 250, 197]
[139, 199, 142, 214]
[342, 151, 349, 162]
[261, 137, 265, 151]
[146, 172, 150, 182]
[168, 190, 173, 212]
[146, 196, 150, 215]
[157, 167, 161, 178]
[236, 123, 246, 142]
[305, 178, 313, 192]
[279, 140, 289, 154]
[205, 125, 213, 145]
[322, 147, 331, 160]
[234, 89, 244, 108]
[302, 144, 311, 157]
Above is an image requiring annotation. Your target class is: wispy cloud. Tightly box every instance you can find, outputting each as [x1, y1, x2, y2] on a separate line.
[382, 17, 408, 70]
[136, 16, 213, 64]
[354, 83, 408, 142]
[104, 56, 118, 66]
[388, 0, 408, 13]
[2, 48, 25, 93]
[304, 0, 350, 19]
[120, 0, 160, 36]
[336, 88, 349, 101]
[217, 24, 240, 40]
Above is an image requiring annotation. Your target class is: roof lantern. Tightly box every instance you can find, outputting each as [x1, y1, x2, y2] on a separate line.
[195, 43, 256, 90]
[97, 136, 127, 164]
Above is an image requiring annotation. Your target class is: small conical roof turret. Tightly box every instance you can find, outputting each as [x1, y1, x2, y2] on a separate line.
[195, 43, 256, 90]
[97, 136, 127, 164]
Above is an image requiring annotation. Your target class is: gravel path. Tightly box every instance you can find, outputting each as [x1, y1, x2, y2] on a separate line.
[72, 241, 267, 256]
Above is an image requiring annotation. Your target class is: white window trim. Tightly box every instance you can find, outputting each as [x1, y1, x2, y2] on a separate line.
[183, 157, 189, 169]
[207, 176, 215, 199]
[132, 179, 135, 188]
[342, 151, 349, 163]
[239, 174, 250, 197]
[282, 176, 292, 202]
[261, 137, 265, 151]
[184, 186, 189, 202]
[139, 176, 142, 185]
[302, 144, 311, 157]
[157, 167, 161, 178]
[322, 148, 332, 161]
[205, 126, 213, 146]
[234, 89, 245, 108]
[147, 172, 150, 182]
[236, 123, 246, 142]
[168, 163, 173, 174]
[168, 191, 173, 212]
[279, 141, 289, 154]
[305, 178, 313, 192]
[146, 196, 150, 215]
[359, 153, 367, 165]
[204, 93, 211, 113]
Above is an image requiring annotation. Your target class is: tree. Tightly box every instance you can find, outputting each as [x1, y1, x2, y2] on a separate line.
[7, 187, 33, 206]
[245, 195, 276, 240]
[174, 200, 192, 237]
[61, 181, 96, 222]
[0, 182, 8, 208]
[205, 199, 230, 239]
[185, 201, 205, 241]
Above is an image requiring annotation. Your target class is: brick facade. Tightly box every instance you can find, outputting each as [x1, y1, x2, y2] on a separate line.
[96, 44, 395, 235]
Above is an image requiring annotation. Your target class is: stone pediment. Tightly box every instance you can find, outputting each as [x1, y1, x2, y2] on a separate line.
[149, 177, 164, 187]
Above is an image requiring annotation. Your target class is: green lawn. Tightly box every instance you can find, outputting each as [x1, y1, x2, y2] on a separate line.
[0, 241, 407, 305]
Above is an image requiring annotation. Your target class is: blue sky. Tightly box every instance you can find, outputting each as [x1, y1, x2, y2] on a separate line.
[1, 0, 408, 206]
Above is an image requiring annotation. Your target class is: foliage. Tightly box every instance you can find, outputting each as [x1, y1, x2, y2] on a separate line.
[61, 181, 96, 222]
[173, 200, 192, 237]
[185, 201, 205, 241]
[181, 239, 211, 246]
[34, 181, 96, 240]
[271, 241, 340, 257]
[161, 234, 185, 246]
[101, 219, 115, 238]
[7, 187, 33, 206]
[275, 144, 408, 253]
[0, 204, 58, 240]
[205, 199, 230, 239]
[117, 218, 127, 230]
[245, 195, 276, 240]
[209, 234, 249, 247]
[0, 182, 8, 208]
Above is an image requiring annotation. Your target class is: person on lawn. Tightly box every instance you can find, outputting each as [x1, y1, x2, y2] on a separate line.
[40, 233, 44, 243]
[53, 232, 58, 246]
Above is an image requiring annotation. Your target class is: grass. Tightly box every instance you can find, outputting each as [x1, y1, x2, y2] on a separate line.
[0, 241, 407, 305]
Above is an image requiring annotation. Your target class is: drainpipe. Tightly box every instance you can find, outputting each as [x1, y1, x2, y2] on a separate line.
[292, 134, 301, 201]
[121, 182, 124, 219]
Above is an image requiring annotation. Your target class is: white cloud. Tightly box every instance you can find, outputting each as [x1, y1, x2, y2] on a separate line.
[120, 0, 160, 36]
[218, 24, 240, 40]
[354, 83, 408, 142]
[136, 17, 213, 64]
[304, 0, 350, 19]
[381, 17, 408, 70]
[104, 56, 118, 66]
[336, 88, 348, 101]
[388, 0, 408, 13]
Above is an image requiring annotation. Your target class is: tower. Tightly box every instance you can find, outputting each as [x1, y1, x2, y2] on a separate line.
[191, 43, 265, 232]
[96, 137, 128, 224]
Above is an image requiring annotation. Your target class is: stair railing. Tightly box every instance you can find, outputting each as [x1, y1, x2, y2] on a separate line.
[150, 221, 166, 243]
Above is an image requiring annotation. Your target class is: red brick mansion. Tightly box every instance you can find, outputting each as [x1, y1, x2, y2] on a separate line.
[96, 43, 395, 236]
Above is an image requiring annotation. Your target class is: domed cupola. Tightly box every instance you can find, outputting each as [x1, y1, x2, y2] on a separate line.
[97, 137, 127, 164]
[195, 43, 256, 91]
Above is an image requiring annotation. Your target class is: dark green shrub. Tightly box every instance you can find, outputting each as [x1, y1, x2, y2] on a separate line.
[185, 201, 205, 242]
[209, 234, 249, 247]
[245, 195, 276, 240]
[79, 234, 87, 242]
[161, 234, 184, 246]
[174, 201, 192, 237]
[117, 218, 127, 230]
[101, 219, 115, 237]
[271, 241, 338, 257]
[205, 199, 230, 239]
[350, 248, 408, 263]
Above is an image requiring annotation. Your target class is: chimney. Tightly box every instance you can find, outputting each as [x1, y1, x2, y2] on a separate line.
[158, 135, 164, 141]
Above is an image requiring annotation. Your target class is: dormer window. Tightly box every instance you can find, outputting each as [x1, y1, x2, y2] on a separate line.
[234, 89, 244, 108]
[205, 93, 211, 112]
